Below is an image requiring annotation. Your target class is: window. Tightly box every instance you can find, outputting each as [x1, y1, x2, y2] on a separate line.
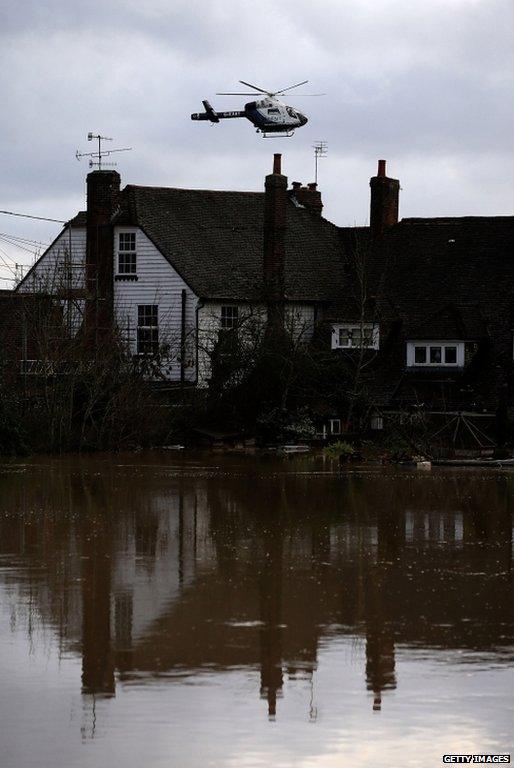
[414, 346, 427, 364]
[221, 305, 238, 329]
[407, 341, 464, 367]
[137, 305, 158, 355]
[118, 232, 136, 274]
[370, 415, 384, 431]
[267, 107, 280, 114]
[330, 418, 341, 435]
[430, 346, 442, 364]
[332, 323, 379, 350]
[445, 346, 457, 364]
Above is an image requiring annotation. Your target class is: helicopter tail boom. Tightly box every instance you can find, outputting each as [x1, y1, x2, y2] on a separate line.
[191, 100, 245, 123]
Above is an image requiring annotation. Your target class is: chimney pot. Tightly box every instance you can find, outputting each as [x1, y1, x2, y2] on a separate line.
[273, 153, 282, 175]
[378, 159, 386, 177]
[290, 180, 323, 215]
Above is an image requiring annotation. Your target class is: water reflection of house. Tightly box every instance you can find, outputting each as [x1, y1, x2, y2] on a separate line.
[405, 510, 464, 545]
[0, 463, 513, 722]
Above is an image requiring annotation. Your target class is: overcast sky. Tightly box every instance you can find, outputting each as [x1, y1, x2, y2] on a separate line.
[1, 0, 514, 286]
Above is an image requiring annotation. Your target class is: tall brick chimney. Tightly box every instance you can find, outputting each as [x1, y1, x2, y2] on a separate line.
[85, 170, 120, 343]
[263, 154, 287, 329]
[290, 181, 323, 215]
[369, 160, 399, 239]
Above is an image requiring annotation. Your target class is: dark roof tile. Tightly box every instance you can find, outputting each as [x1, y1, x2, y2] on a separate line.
[121, 185, 346, 301]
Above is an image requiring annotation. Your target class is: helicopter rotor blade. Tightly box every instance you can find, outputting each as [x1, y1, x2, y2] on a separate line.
[274, 80, 309, 94]
[238, 80, 271, 94]
[284, 93, 326, 97]
[216, 92, 262, 96]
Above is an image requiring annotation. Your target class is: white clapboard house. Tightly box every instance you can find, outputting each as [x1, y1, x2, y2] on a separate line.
[15, 154, 348, 386]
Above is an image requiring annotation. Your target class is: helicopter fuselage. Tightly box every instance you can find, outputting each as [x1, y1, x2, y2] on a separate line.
[244, 97, 308, 133]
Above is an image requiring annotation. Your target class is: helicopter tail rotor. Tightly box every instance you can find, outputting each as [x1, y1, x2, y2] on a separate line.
[191, 100, 220, 123]
[202, 100, 220, 123]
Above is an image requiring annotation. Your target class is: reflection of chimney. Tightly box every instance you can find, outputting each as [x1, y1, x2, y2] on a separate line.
[365, 559, 396, 711]
[369, 159, 399, 239]
[81, 512, 115, 697]
[259, 525, 284, 720]
[290, 181, 323, 215]
[114, 591, 134, 674]
[85, 170, 120, 342]
[263, 154, 287, 329]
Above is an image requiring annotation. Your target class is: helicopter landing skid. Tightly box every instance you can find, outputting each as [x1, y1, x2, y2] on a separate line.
[259, 130, 295, 138]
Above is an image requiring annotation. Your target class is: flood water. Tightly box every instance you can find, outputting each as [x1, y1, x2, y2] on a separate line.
[0, 452, 513, 768]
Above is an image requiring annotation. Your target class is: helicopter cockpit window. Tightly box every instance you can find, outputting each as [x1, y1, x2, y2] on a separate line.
[286, 107, 297, 119]
[267, 107, 280, 114]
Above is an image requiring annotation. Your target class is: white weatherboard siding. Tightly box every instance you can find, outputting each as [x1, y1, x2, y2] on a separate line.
[197, 301, 316, 387]
[197, 302, 267, 387]
[16, 226, 86, 335]
[114, 227, 198, 382]
[285, 303, 315, 343]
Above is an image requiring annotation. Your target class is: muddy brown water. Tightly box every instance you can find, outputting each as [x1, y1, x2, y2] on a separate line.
[0, 452, 513, 767]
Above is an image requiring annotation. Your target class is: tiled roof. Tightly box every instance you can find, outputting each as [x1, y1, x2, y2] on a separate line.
[376, 216, 514, 328]
[363, 216, 514, 408]
[67, 211, 87, 227]
[118, 185, 346, 301]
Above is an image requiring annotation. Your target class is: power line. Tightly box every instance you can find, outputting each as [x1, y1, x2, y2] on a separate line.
[0, 232, 49, 247]
[0, 235, 42, 257]
[0, 209, 66, 224]
[0, 252, 18, 276]
[0, 245, 18, 264]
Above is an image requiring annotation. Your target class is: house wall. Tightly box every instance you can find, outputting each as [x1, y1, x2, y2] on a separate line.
[17, 225, 199, 381]
[285, 303, 316, 343]
[197, 302, 266, 387]
[16, 226, 86, 336]
[197, 301, 316, 387]
[16, 224, 317, 388]
[114, 226, 198, 382]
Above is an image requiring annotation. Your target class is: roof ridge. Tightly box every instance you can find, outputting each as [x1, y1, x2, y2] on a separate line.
[123, 184, 264, 195]
[401, 215, 514, 223]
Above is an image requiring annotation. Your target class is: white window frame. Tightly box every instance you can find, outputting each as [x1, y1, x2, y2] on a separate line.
[137, 304, 159, 356]
[370, 415, 384, 430]
[331, 323, 379, 350]
[406, 341, 464, 368]
[220, 305, 239, 330]
[329, 418, 341, 435]
[117, 231, 137, 275]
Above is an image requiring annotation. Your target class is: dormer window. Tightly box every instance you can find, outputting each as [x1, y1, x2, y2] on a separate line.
[118, 232, 137, 274]
[331, 323, 379, 350]
[407, 341, 464, 367]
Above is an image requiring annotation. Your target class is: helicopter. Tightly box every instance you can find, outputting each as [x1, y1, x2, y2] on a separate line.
[191, 80, 322, 137]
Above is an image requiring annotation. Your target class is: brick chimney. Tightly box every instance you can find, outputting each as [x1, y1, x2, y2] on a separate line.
[290, 181, 323, 215]
[85, 170, 120, 343]
[263, 154, 287, 328]
[369, 160, 399, 239]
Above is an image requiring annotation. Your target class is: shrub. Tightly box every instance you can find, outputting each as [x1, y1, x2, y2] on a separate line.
[324, 440, 355, 461]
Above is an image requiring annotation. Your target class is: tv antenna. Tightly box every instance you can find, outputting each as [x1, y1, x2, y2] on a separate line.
[313, 140, 327, 184]
[76, 133, 132, 170]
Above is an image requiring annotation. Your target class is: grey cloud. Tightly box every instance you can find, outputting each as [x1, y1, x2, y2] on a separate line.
[1, 0, 514, 287]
